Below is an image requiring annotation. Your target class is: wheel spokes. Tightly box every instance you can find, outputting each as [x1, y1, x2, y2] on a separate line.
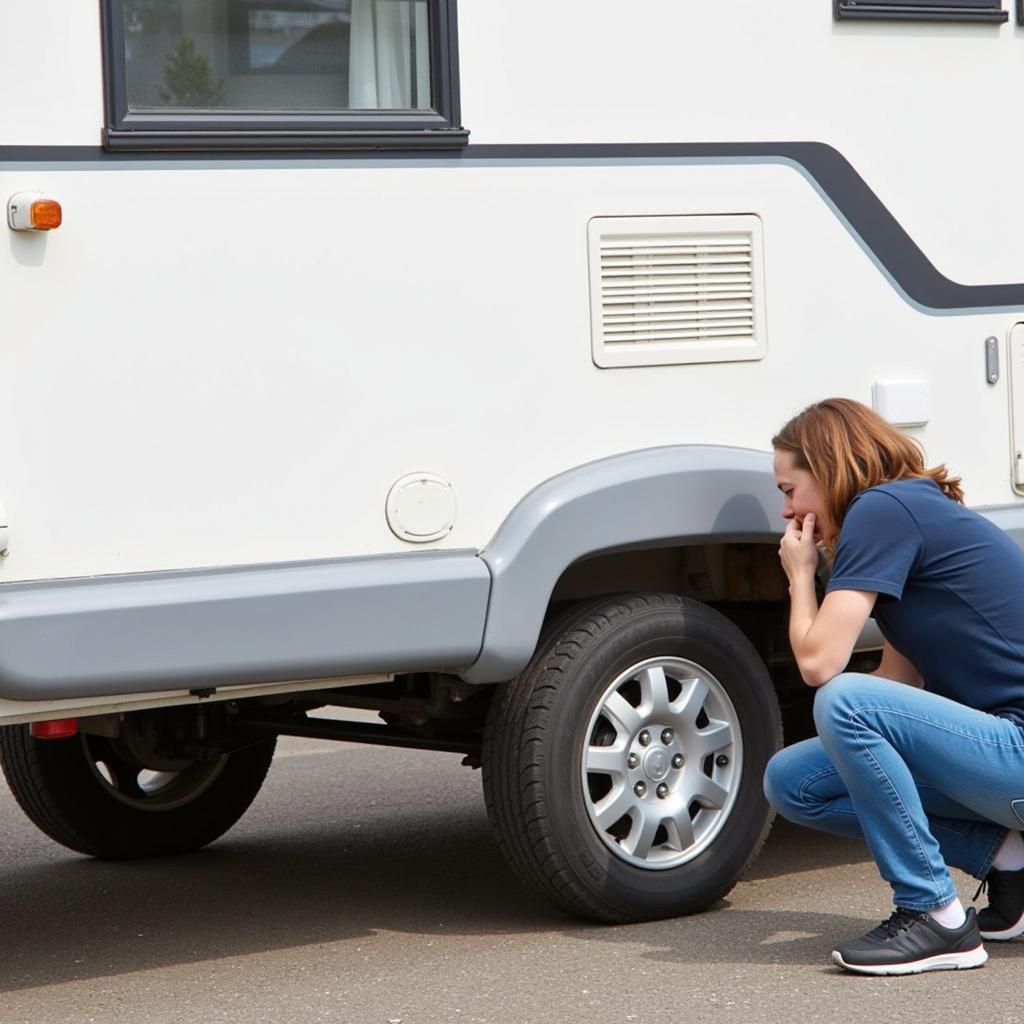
[621, 807, 661, 860]
[690, 720, 733, 760]
[585, 744, 627, 776]
[692, 774, 729, 810]
[664, 810, 696, 851]
[601, 691, 643, 739]
[594, 784, 635, 831]
[638, 665, 672, 718]
[674, 677, 710, 725]
[582, 656, 744, 870]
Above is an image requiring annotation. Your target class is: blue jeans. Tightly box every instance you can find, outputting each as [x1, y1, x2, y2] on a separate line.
[763, 673, 1024, 911]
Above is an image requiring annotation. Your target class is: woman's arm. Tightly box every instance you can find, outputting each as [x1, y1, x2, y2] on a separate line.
[780, 513, 877, 687]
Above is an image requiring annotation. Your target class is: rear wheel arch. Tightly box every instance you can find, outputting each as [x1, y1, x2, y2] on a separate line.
[463, 445, 782, 685]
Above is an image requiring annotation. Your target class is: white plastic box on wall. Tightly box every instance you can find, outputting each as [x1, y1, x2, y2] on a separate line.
[871, 380, 930, 427]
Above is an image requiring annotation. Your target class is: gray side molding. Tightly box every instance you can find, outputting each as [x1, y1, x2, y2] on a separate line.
[461, 446, 781, 684]
[0, 552, 489, 701]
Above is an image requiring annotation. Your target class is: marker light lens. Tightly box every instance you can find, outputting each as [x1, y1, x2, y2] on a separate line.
[30, 200, 62, 230]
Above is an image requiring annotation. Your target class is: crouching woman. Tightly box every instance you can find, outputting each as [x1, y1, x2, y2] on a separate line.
[764, 397, 1024, 975]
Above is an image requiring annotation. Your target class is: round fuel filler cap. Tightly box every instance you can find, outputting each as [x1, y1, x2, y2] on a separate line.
[386, 472, 457, 543]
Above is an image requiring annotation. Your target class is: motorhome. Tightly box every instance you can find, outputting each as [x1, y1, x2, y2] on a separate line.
[2, 0, 1022, 924]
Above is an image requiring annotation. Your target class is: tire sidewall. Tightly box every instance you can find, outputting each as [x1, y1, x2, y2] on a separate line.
[3, 729, 277, 858]
[539, 598, 778, 917]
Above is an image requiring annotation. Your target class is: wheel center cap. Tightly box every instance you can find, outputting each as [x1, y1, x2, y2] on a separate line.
[643, 747, 670, 781]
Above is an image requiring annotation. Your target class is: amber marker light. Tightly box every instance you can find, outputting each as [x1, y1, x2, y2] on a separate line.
[7, 191, 63, 231]
[30, 199, 62, 230]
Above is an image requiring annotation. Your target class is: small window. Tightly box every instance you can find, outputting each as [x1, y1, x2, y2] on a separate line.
[102, 0, 466, 151]
[834, 0, 1007, 22]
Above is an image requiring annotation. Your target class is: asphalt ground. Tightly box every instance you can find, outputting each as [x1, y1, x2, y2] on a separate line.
[1, 731, 1022, 1024]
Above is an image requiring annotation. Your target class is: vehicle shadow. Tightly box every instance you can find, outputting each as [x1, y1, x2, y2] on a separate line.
[0, 745, 899, 992]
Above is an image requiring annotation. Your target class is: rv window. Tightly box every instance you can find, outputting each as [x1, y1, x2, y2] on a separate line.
[102, 0, 466, 151]
[833, 0, 1007, 22]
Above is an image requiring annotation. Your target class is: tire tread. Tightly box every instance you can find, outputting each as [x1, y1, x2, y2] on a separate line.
[0, 725, 276, 858]
[482, 592, 779, 923]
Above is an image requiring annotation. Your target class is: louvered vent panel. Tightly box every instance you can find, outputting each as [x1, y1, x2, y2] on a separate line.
[588, 215, 767, 368]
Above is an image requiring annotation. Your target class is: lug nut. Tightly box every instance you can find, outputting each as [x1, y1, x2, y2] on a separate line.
[656, 783, 669, 799]
[672, 753, 684, 769]
[661, 729, 673, 744]
[634, 781, 647, 797]
[716, 754, 729, 767]
[627, 753, 639, 769]
[638, 730, 651, 746]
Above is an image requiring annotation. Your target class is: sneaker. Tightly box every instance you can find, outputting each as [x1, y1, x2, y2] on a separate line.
[977, 866, 1024, 940]
[831, 907, 987, 976]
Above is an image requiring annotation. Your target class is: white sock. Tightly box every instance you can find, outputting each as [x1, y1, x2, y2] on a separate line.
[991, 829, 1024, 872]
[928, 898, 966, 930]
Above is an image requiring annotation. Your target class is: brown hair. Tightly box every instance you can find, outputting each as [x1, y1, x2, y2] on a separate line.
[772, 397, 963, 545]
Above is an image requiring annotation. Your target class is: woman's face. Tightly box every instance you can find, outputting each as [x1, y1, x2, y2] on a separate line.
[773, 449, 830, 544]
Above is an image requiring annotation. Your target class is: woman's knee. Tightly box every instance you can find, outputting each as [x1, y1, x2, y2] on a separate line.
[812, 672, 877, 737]
[763, 741, 823, 819]
[763, 748, 795, 812]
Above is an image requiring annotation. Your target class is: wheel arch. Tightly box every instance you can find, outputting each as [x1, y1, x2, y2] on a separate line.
[461, 445, 783, 684]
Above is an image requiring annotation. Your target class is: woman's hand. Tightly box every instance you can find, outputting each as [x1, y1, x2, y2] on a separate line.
[779, 513, 819, 584]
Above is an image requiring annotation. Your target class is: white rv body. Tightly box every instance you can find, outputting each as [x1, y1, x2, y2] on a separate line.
[2, 4, 1021, 588]
[1, 0, 1021, 921]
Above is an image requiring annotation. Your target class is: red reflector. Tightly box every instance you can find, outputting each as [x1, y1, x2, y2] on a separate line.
[30, 718, 78, 740]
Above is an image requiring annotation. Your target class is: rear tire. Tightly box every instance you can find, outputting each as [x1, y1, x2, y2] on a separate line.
[0, 725, 276, 858]
[482, 593, 781, 923]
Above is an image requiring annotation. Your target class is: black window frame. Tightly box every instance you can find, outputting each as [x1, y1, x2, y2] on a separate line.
[100, 0, 467, 152]
[834, 0, 1007, 21]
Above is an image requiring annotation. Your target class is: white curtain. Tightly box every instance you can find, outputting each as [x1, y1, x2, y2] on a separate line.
[349, 0, 430, 109]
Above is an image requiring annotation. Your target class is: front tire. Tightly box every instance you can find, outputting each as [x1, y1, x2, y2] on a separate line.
[482, 593, 781, 923]
[0, 725, 276, 858]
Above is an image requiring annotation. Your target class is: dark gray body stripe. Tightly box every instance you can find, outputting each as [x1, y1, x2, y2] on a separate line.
[1, 141, 1022, 310]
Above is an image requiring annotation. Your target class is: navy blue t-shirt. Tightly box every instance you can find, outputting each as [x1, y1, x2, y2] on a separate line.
[825, 478, 1024, 726]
